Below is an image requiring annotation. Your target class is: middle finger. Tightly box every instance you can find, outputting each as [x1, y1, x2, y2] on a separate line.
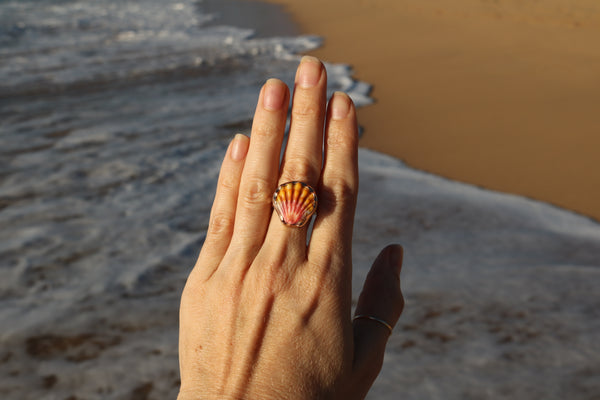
[263, 57, 327, 256]
[280, 56, 327, 186]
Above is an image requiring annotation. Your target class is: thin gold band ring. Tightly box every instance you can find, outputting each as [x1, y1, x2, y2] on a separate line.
[353, 314, 393, 334]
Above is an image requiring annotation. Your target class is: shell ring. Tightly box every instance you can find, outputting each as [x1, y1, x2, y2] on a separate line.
[272, 181, 317, 227]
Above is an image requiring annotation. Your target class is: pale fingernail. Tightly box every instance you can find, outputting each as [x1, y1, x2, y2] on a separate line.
[297, 56, 322, 88]
[263, 79, 286, 110]
[330, 91, 351, 120]
[231, 134, 249, 161]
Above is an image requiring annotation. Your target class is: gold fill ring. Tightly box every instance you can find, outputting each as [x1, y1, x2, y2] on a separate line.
[353, 314, 393, 334]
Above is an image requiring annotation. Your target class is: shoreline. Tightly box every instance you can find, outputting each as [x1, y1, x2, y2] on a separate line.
[252, 0, 600, 222]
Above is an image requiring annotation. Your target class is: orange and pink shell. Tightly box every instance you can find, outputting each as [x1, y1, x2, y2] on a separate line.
[272, 181, 317, 227]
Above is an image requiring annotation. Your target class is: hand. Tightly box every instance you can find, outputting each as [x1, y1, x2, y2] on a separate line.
[178, 56, 404, 400]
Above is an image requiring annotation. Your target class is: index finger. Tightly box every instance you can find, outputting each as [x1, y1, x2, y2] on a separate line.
[308, 92, 359, 270]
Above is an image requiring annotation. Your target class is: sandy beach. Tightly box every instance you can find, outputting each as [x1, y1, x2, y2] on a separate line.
[258, 0, 600, 222]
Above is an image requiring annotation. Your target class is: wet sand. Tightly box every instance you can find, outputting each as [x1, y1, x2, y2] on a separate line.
[256, 0, 600, 222]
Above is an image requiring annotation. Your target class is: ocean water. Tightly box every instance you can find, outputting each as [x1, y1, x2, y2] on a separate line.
[2, 0, 600, 399]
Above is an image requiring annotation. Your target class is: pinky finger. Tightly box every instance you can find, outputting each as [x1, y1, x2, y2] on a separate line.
[350, 245, 404, 397]
[194, 134, 249, 280]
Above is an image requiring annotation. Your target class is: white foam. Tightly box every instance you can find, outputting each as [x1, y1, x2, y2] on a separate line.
[355, 149, 600, 399]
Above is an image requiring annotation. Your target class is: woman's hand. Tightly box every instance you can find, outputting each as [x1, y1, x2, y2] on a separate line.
[178, 56, 404, 400]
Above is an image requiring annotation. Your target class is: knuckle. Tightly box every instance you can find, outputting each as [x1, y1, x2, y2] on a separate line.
[252, 125, 272, 139]
[251, 120, 279, 139]
[291, 98, 320, 119]
[240, 177, 272, 207]
[219, 173, 238, 192]
[207, 212, 234, 237]
[326, 127, 356, 148]
[280, 157, 313, 182]
[321, 176, 356, 208]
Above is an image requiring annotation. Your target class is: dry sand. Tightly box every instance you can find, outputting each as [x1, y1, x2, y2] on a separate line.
[257, 0, 600, 222]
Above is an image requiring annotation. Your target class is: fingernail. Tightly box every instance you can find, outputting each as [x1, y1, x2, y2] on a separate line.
[330, 92, 351, 120]
[231, 134, 249, 161]
[388, 244, 404, 276]
[297, 56, 322, 88]
[263, 79, 286, 111]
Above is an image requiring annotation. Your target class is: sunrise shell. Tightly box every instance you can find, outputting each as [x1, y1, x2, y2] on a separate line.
[272, 181, 318, 227]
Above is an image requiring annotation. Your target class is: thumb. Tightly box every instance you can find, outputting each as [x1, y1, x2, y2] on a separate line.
[351, 244, 404, 397]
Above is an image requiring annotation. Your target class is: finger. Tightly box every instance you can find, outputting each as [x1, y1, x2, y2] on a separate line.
[194, 134, 249, 280]
[351, 245, 404, 395]
[262, 56, 327, 258]
[308, 92, 359, 272]
[279, 56, 327, 186]
[228, 79, 289, 263]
